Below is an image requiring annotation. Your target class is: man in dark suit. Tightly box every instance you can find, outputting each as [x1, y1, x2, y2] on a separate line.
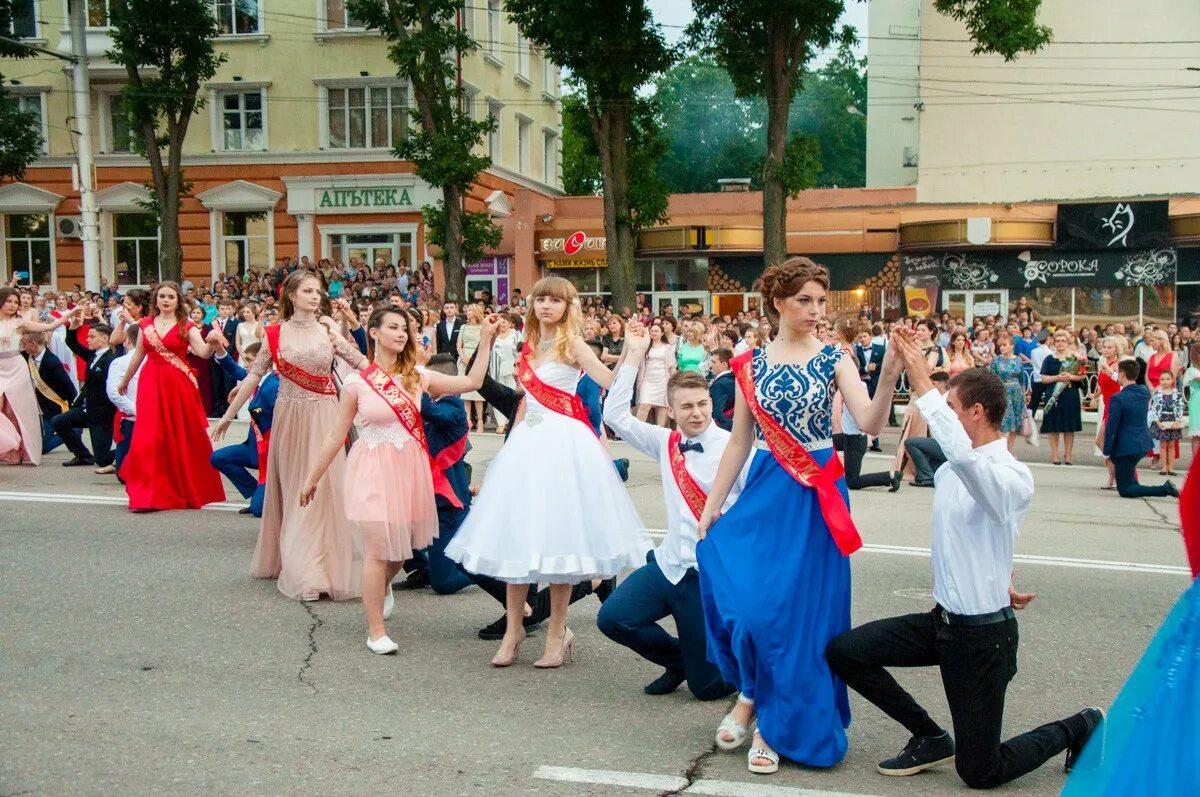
[1103, 358, 1179, 498]
[707, 348, 736, 432]
[856, 329, 887, 450]
[210, 340, 278, 516]
[54, 321, 117, 468]
[20, 331, 77, 454]
[435, 301, 464, 355]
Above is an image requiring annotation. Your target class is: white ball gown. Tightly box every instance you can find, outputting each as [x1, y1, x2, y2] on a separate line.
[446, 360, 649, 584]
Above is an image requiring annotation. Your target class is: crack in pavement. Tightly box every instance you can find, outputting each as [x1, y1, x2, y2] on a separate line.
[297, 602, 324, 694]
[661, 741, 719, 796]
[1141, 497, 1180, 529]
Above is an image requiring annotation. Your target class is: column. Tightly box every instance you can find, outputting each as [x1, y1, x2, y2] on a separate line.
[296, 214, 315, 262]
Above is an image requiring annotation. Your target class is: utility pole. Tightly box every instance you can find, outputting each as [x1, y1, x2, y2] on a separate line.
[68, 0, 101, 292]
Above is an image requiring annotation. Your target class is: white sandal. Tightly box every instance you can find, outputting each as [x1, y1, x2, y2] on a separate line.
[715, 713, 749, 751]
[748, 741, 780, 775]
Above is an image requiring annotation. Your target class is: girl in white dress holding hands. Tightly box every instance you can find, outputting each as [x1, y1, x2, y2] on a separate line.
[447, 277, 649, 668]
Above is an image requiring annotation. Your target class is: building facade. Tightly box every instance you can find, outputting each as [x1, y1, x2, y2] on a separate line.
[0, 0, 562, 292]
[865, 0, 1200, 203]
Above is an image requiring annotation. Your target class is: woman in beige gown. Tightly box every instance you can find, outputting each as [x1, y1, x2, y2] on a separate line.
[212, 273, 368, 601]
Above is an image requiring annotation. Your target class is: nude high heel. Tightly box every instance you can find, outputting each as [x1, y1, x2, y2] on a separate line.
[490, 630, 525, 668]
[534, 628, 574, 669]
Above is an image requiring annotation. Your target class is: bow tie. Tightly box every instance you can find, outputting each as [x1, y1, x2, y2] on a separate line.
[678, 439, 703, 454]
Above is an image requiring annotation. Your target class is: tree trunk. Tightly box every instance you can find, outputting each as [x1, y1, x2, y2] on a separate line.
[593, 102, 635, 312]
[761, 24, 790, 269]
[441, 185, 465, 302]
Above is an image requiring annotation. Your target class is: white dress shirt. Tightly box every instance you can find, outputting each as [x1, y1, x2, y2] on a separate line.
[602, 365, 749, 584]
[915, 389, 1034, 616]
[1029, 344, 1051, 383]
[105, 350, 141, 417]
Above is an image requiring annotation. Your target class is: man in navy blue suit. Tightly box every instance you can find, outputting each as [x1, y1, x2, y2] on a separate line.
[1103, 358, 1179, 499]
[707, 348, 736, 432]
[20, 331, 77, 454]
[210, 339, 278, 516]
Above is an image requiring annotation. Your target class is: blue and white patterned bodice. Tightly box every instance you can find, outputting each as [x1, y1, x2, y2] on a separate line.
[752, 346, 842, 451]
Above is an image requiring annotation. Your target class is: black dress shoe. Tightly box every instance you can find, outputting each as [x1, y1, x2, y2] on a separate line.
[877, 732, 955, 777]
[238, 507, 253, 515]
[477, 612, 544, 640]
[1064, 707, 1105, 773]
[614, 458, 630, 482]
[1165, 480, 1180, 498]
[62, 456, 95, 467]
[888, 472, 902, 493]
[393, 569, 430, 591]
[869, 443, 883, 452]
[644, 668, 686, 696]
[910, 480, 935, 488]
[594, 576, 617, 603]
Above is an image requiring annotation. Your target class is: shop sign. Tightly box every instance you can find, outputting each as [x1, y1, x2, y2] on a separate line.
[547, 257, 608, 269]
[900, 248, 1178, 312]
[1056, 200, 1169, 251]
[318, 187, 414, 210]
[538, 230, 607, 257]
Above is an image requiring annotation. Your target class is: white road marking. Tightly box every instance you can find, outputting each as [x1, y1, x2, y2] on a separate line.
[1, 491, 1189, 576]
[533, 766, 883, 797]
[0, 490, 247, 512]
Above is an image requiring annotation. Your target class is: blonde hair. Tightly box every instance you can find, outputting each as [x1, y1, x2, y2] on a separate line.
[523, 276, 582, 364]
[1102, 335, 1129, 358]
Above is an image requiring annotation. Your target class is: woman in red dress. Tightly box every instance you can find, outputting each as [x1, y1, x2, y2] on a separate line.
[117, 282, 226, 512]
[1095, 335, 1126, 490]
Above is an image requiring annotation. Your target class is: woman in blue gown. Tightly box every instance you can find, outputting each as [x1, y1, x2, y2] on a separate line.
[696, 258, 900, 774]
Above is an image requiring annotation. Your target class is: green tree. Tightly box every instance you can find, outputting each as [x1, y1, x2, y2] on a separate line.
[505, 0, 673, 310]
[0, 0, 45, 182]
[652, 55, 762, 193]
[560, 91, 600, 195]
[788, 43, 866, 188]
[691, 0, 1050, 268]
[107, 0, 227, 282]
[349, 0, 500, 302]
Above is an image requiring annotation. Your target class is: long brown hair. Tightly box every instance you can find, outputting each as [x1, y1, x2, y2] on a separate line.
[150, 281, 188, 327]
[523, 276, 582, 364]
[367, 306, 421, 394]
[0, 287, 18, 317]
[279, 271, 324, 321]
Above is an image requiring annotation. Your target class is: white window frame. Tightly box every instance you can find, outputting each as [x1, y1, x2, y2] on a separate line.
[218, 89, 267, 152]
[460, 1, 474, 41]
[4, 90, 47, 154]
[461, 83, 478, 120]
[96, 89, 135, 154]
[541, 54, 558, 101]
[516, 114, 532, 175]
[514, 28, 530, 83]
[212, 0, 262, 35]
[220, 210, 272, 278]
[319, 0, 365, 32]
[111, 212, 161, 287]
[486, 98, 504, 164]
[3, 212, 55, 287]
[484, 0, 502, 65]
[319, 81, 411, 151]
[542, 128, 557, 186]
[7, 0, 38, 39]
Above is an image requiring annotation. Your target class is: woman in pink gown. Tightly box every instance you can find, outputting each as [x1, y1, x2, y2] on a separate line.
[299, 306, 496, 653]
[213, 272, 368, 602]
[0, 288, 79, 465]
[116, 282, 226, 511]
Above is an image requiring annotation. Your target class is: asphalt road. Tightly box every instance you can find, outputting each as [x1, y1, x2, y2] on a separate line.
[0, 432, 1190, 797]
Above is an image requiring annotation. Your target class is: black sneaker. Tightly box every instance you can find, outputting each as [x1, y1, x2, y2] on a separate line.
[1064, 707, 1105, 773]
[643, 668, 685, 696]
[878, 733, 955, 777]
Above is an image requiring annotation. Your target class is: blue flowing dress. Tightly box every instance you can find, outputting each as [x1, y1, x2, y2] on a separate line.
[697, 346, 852, 767]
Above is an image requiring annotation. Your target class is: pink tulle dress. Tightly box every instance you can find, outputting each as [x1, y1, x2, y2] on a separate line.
[341, 371, 438, 562]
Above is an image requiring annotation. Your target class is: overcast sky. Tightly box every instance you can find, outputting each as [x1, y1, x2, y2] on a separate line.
[645, 0, 869, 62]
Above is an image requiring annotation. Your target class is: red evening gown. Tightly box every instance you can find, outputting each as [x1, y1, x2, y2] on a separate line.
[120, 318, 226, 510]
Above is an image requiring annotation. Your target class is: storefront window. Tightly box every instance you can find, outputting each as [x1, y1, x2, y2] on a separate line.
[547, 267, 601, 297]
[221, 211, 270, 276]
[5, 213, 51, 285]
[1177, 283, 1200, 328]
[650, 258, 708, 292]
[113, 213, 160, 285]
[1068, 287, 1139, 328]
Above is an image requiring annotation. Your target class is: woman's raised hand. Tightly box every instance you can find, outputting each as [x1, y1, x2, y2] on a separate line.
[480, 313, 500, 340]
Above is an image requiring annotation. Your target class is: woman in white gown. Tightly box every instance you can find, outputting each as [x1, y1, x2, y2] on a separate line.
[447, 277, 649, 669]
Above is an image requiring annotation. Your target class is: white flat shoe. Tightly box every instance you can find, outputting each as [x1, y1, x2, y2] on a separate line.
[382, 588, 395, 620]
[366, 635, 398, 655]
[748, 741, 780, 775]
[715, 713, 749, 751]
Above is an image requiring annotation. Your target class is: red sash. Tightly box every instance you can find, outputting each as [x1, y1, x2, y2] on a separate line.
[142, 319, 198, 389]
[732, 350, 862, 556]
[251, 422, 270, 486]
[360, 364, 463, 509]
[667, 429, 709, 522]
[265, 324, 335, 395]
[517, 348, 597, 436]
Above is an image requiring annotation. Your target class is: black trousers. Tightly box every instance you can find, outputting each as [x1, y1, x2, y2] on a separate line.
[905, 437, 947, 484]
[1027, 382, 1047, 412]
[51, 406, 114, 466]
[833, 433, 892, 489]
[1112, 454, 1173, 498]
[826, 610, 1080, 789]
